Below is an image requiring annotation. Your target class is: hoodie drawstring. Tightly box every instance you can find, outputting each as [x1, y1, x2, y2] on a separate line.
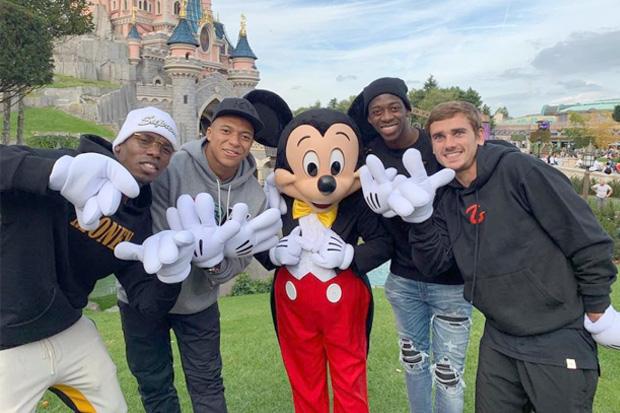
[215, 179, 232, 225]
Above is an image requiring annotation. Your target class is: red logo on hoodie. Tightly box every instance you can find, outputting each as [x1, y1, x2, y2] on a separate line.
[465, 204, 486, 224]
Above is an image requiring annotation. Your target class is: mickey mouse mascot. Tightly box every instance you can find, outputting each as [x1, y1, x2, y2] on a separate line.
[258, 103, 392, 413]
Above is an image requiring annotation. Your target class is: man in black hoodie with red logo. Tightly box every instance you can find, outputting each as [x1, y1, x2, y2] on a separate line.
[0, 107, 193, 412]
[360, 101, 618, 412]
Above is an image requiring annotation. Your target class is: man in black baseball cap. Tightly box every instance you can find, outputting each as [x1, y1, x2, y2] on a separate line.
[211, 97, 264, 135]
[119, 96, 280, 412]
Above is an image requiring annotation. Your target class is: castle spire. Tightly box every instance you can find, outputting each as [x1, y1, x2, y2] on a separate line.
[239, 14, 247, 37]
[231, 14, 256, 60]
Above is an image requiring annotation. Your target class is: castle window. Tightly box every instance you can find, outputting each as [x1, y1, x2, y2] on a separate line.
[148, 3, 152, 12]
[184, 95, 188, 104]
[124, 0, 127, 9]
[185, 52, 190, 60]
[174, 1, 180, 15]
[157, 1, 160, 14]
[138, 1, 142, 10]
[112, 1, 116, 9]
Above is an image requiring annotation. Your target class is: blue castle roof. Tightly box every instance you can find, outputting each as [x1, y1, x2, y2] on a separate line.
[231, 33, 257, 59]
[127, 23, 141, 40]
[167, 18, 199, 46]
[185, 0, 202, 33]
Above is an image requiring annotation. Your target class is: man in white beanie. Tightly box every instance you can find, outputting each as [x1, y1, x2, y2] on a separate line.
[0, 106, 194, 412]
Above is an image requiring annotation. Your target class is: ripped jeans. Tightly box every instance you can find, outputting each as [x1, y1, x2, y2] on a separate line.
[385, 274, 472, 413]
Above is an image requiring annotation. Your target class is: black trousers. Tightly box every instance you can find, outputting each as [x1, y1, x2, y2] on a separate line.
[119, 301, 227, 413]
[476, 341, 598, 413]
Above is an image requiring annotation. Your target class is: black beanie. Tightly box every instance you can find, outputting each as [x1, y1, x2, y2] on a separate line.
[362, 77, 411, 116]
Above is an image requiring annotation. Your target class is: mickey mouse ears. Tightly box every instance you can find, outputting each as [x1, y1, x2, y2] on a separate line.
[244, 89, 292, 148]
[347, 92, 381, 146]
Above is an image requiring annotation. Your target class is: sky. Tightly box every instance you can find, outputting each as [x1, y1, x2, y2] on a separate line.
[214, 0, 620, 117]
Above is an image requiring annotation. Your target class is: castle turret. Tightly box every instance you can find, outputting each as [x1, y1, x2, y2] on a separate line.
[127, 8, 141, 65]
[164, 3, 202, 144]
[228, 14, 260, 94]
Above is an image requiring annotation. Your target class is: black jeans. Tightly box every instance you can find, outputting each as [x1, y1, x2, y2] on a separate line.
[476, 341, 598, 413]
[119, 301, 227, 413]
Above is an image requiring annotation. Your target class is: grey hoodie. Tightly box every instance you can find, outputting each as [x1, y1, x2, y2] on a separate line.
[119, 138, 267, 314]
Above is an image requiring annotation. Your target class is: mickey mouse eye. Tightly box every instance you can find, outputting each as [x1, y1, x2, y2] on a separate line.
[330, 149, 344, 176]
[303, 151, 319, 177]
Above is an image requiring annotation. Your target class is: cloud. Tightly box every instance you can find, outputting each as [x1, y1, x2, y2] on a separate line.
[213, 0, 620, 114]
[336, 74, 357, 82]
[557, 79, 603, 91]
[531, 30, 620, 75]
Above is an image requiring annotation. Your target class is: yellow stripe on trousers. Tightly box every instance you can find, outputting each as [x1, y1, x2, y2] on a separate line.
[49, 384, 97, 413]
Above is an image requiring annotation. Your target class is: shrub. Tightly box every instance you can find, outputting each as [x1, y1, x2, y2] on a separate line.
[570, 176, 620, 199]
[231, 273, 272, 296]
[26, 134, 80, 149]
[589, 199, 620, 261]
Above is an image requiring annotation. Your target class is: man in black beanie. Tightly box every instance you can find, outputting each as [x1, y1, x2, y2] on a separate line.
[349, 77, 472, 413]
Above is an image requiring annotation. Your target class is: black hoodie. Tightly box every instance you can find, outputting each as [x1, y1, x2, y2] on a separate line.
[410, 143, 616, 337]
[0, 135, 180, 349]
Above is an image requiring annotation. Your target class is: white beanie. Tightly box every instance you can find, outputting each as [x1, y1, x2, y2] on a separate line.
[113, 107, 179, 150]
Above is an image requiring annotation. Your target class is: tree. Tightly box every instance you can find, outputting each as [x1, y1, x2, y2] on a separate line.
[0, 1, 55, 142]
[423, 75, 438, 91]
[0, 0, 93, 141]
[495, 106, 510, 118]
[0, 1, 54, 101]
[613, 105, 620, 123]
[563, 112, 594, 149]
[407, 75, 483, 125]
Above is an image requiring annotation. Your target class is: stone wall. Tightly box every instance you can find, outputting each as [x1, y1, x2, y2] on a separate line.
[25, 84, 137, 129]
[53, 36, 134, 83]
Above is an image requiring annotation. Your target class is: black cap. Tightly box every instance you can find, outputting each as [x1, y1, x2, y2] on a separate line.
[362, 77, 412, 117]
[212, 97, 264, 133]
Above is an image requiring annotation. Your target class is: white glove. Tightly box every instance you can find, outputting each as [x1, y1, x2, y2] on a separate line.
[114, 230, 195, 284]
[224, 204, 283, 258]
[311, 228, 354, 270]
[166, 193, 241, 268]
[269, 226, 304, 266]
[584, 305, 620, 350]
[396, 149, 455, 223]
[49, 153, 140, 230]
[359, 155, 414, 218]
[264, 172, 287, 214]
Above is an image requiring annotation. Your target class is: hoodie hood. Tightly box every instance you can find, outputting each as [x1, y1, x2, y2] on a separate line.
[449, 142, 521, 193]
[77, 134, 114, 157]
[181, 138, 258, 191]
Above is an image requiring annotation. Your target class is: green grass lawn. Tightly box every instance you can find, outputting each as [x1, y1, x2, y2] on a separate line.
[8, 107, 114, 141]
[36, 284, 620, 412]
[49, 74, 120, 89]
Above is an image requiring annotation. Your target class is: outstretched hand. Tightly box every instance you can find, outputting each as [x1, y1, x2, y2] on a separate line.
[396, 149, 455, 223]
[359, 154, 412, 218]
[166, 193, 241, 268]
[224, 204, 282, 258]
[114, 230, 195, 284]
[49, 153, 140, 230]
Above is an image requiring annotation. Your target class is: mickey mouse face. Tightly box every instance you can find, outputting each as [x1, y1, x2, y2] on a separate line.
[275, 122, 360, 213]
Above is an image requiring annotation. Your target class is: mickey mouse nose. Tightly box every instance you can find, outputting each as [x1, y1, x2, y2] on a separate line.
[317, 175, 337, 194]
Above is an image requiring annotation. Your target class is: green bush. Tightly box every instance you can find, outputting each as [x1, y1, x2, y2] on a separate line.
[589, 199, 620, 261]
[231, 273, 272, 296]
[26, 134, 80, 149]
[570, 176, 620, 199]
